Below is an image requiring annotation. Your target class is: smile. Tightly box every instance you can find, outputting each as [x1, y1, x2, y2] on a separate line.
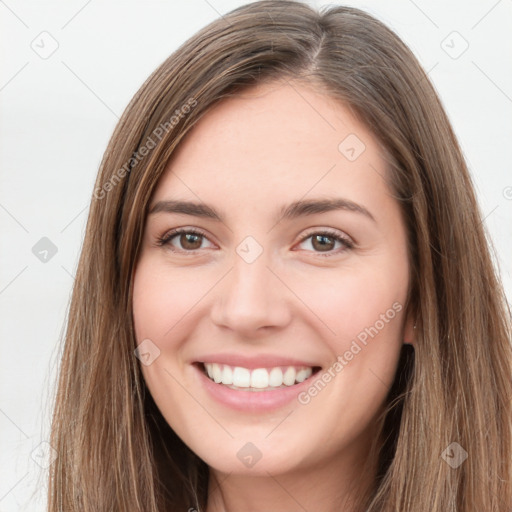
[200, 362, 321, 391]
[192, 356, 323, 411]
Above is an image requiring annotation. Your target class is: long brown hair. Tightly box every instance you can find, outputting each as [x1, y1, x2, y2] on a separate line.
[48, 1, 512, 510]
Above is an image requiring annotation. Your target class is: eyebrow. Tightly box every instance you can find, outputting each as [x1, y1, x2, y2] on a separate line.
[148, 197, 376, 224]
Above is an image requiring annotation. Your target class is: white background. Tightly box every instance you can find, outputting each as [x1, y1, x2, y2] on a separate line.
[1, 0, 511, 510]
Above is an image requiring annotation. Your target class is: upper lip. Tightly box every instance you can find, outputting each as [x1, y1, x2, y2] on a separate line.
[195, 353, 322, 369]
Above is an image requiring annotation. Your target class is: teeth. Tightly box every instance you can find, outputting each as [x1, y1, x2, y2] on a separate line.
[232, 366, 250, 387]
[212, 363, 222, 383]
[221, 364, 233, 385]
[295, 368, 310, 383]
[283, 367, 296, 386]
[268, 367, 283, 387]
[251, 368, 269, 388]
[203, 363, 313, 389]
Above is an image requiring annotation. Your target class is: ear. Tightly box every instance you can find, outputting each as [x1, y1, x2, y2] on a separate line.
[403, 308, 416, 346]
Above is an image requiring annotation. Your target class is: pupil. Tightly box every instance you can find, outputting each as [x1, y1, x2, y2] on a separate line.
[182, 233, 201, 249]
[313, 235, 333, 251]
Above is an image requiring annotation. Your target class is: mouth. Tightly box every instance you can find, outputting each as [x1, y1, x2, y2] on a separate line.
[195, 362, 322, 392]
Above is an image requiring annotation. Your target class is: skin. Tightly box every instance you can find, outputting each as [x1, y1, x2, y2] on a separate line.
[132, 79, 415, 512]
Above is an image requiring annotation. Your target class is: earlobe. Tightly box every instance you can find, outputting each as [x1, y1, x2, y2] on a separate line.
[403, 309, 416, 345]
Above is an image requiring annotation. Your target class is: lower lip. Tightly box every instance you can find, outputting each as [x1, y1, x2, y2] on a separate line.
[193, 364, 319, 412]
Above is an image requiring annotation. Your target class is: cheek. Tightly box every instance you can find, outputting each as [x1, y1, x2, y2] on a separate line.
[290, 258, 407, 344]
[132, 260, 203, 431]
[288, 255, 408, 405]
[132, 259, 209, 343]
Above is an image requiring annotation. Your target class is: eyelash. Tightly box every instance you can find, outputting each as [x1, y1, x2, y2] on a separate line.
[155, 227, 354, 257]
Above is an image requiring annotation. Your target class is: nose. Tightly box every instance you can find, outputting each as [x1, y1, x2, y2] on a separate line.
[209, 252, 292, 337]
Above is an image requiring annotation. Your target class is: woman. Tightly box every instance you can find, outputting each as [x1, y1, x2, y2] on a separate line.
[48, 1, 512, 510]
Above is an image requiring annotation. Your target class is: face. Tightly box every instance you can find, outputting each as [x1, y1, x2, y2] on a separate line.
[132, 80, 413, 480]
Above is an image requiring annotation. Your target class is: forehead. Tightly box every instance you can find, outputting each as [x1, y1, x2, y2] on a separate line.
[152, 81, 392, 216]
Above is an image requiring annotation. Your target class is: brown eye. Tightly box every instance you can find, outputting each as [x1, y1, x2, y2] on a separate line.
[311, 234, 336, 252]
[296, 230, 353, 256]
[157, 229, 214, 253]
[179, 233, 203, 250]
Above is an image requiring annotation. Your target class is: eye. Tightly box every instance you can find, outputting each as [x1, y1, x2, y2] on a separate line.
[295, 229, 354, 256]
[156, 227, 354, 256]
[156, 228, 215, 253]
